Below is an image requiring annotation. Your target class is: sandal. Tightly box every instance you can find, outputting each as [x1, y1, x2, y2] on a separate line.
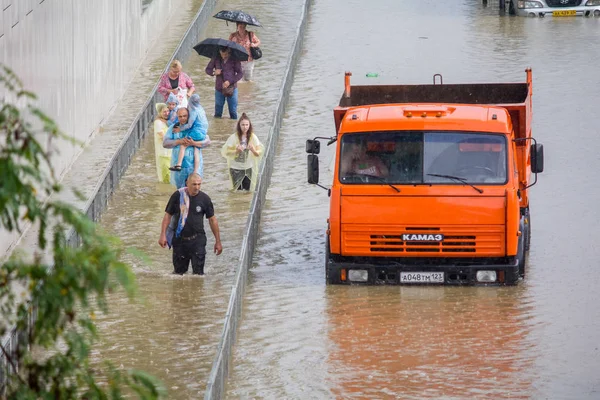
[169, 165, 182, 171]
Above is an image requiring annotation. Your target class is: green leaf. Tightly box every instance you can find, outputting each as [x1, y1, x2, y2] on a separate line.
[128, 370, 167, 398]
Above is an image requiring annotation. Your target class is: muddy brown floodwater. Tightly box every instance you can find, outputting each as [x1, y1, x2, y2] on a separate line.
[225, 1, 600, 399]
[92, 0, 306, 398]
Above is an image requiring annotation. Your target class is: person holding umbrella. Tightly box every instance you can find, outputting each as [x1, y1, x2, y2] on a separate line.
[204, 45, 243, 119]
[229, 22, 261, 81]
[213, 10, 262, 81]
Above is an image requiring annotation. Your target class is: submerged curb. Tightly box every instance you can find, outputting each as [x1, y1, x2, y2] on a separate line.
[203, 0, 313, 398]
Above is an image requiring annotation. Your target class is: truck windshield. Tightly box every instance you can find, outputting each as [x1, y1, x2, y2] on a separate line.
[339, 131, 507, 185]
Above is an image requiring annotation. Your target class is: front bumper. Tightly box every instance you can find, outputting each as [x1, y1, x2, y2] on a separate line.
[515, 6, 600, 17]
[327, 257, 520, 286]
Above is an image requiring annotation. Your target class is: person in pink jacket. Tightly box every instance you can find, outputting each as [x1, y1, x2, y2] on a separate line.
[158, 60, 195, 106]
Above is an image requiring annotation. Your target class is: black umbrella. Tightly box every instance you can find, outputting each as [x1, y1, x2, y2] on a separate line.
[213, 10, 262, 27]
[193, 38, 249, 61]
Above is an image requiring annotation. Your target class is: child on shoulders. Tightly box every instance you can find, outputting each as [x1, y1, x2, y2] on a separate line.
[166, 93, 179, 126]
[169, 94, 209, 173]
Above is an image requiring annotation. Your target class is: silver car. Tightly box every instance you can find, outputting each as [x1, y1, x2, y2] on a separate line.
[508, 0, 600, 17]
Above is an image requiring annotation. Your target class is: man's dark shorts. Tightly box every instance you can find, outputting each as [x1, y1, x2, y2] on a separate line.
[172, 235, 206, 275]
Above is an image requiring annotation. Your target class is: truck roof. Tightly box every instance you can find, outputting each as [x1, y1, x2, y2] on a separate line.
[340, 104, 512, 134]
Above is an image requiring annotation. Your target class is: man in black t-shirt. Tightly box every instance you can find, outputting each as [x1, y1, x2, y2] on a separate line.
[158, 173, 222, 275]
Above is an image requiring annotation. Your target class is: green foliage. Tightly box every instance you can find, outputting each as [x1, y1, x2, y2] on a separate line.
[0, 65, 165, 398]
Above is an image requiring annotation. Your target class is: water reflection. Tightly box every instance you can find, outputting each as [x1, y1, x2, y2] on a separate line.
[226, 0, 600, 399]
[326, 286, 535, 399]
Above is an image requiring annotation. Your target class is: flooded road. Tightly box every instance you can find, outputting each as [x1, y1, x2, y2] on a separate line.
[92, 0, 305, 398]
[226, 1, 600, 399]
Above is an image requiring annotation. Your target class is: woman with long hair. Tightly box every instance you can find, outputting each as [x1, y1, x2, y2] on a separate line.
[220, 113, 264, 191]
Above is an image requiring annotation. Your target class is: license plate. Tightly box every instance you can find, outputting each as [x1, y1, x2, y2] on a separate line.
[553, 10, 576, 17]
[400, 272, 444, 283]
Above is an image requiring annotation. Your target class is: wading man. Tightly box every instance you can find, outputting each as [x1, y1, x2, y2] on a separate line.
[158, 173, 222, 275]
[163, 107, 211, 189]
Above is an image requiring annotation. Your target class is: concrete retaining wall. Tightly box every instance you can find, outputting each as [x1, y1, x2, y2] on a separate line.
[1, 0, 178, 178]
[203, 0, 312, 398]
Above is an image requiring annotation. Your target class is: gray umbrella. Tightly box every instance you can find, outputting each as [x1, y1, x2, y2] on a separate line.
[213, 10, 262, 27]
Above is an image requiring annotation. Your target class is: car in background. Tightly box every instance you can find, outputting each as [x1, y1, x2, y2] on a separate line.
[509, 0, 600, 17]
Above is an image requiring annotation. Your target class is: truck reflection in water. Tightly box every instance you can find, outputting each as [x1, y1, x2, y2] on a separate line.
[325, 286, 535, 399]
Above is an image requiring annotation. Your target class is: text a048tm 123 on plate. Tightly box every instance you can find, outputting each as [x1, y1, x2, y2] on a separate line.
[400, 272, 444, 283]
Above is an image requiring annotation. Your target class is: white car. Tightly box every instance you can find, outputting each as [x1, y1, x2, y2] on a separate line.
[509, 0, 600, 17]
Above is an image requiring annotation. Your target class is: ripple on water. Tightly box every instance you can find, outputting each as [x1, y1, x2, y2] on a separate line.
[226, 0, 600, 399]
[92, 0, 309, 398]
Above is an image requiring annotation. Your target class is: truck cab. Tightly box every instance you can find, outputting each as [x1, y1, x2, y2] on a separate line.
[307, 71, 544, 285]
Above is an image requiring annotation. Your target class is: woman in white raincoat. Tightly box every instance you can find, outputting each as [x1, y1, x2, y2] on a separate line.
[220, 113, 264, 191]
[153, 103, 172, 183]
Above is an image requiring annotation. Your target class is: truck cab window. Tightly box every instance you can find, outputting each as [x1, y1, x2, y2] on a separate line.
[424, 132, 507, 184]
[338, 131, 507, 185]
[339, 132, 422, 184]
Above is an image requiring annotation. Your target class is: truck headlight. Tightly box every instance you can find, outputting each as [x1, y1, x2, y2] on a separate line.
[476, 270, 497, 283]
[586, 0, 600, 6]
[348, 269, 368, 282]
[518, 0, 543, 8]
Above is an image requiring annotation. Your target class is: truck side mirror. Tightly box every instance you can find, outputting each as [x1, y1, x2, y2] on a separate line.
[531, 143, 544, 173]
[306, 139, 321, 154]
[308, 154, 319, 184]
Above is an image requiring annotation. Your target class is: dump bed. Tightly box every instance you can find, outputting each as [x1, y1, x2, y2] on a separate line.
[334, 72, 533, 143]
[338, 83, 528, 107]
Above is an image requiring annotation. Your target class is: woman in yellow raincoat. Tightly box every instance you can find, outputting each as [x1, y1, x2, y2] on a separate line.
[154, 103, 172, 183]
[220, 113, 264, 191]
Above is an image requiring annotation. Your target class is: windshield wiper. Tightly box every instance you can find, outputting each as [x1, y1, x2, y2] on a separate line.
[369, 175, 401, 193]
[427, 174, 483, 194]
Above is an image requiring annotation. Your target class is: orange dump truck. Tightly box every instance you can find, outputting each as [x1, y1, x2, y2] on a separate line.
[306, 70, 544, 285]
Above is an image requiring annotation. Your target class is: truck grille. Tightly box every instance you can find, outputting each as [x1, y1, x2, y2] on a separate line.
[370, 234, 477, 253]
[545, 0, 581, 7]
[342, 225, 504, 256]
